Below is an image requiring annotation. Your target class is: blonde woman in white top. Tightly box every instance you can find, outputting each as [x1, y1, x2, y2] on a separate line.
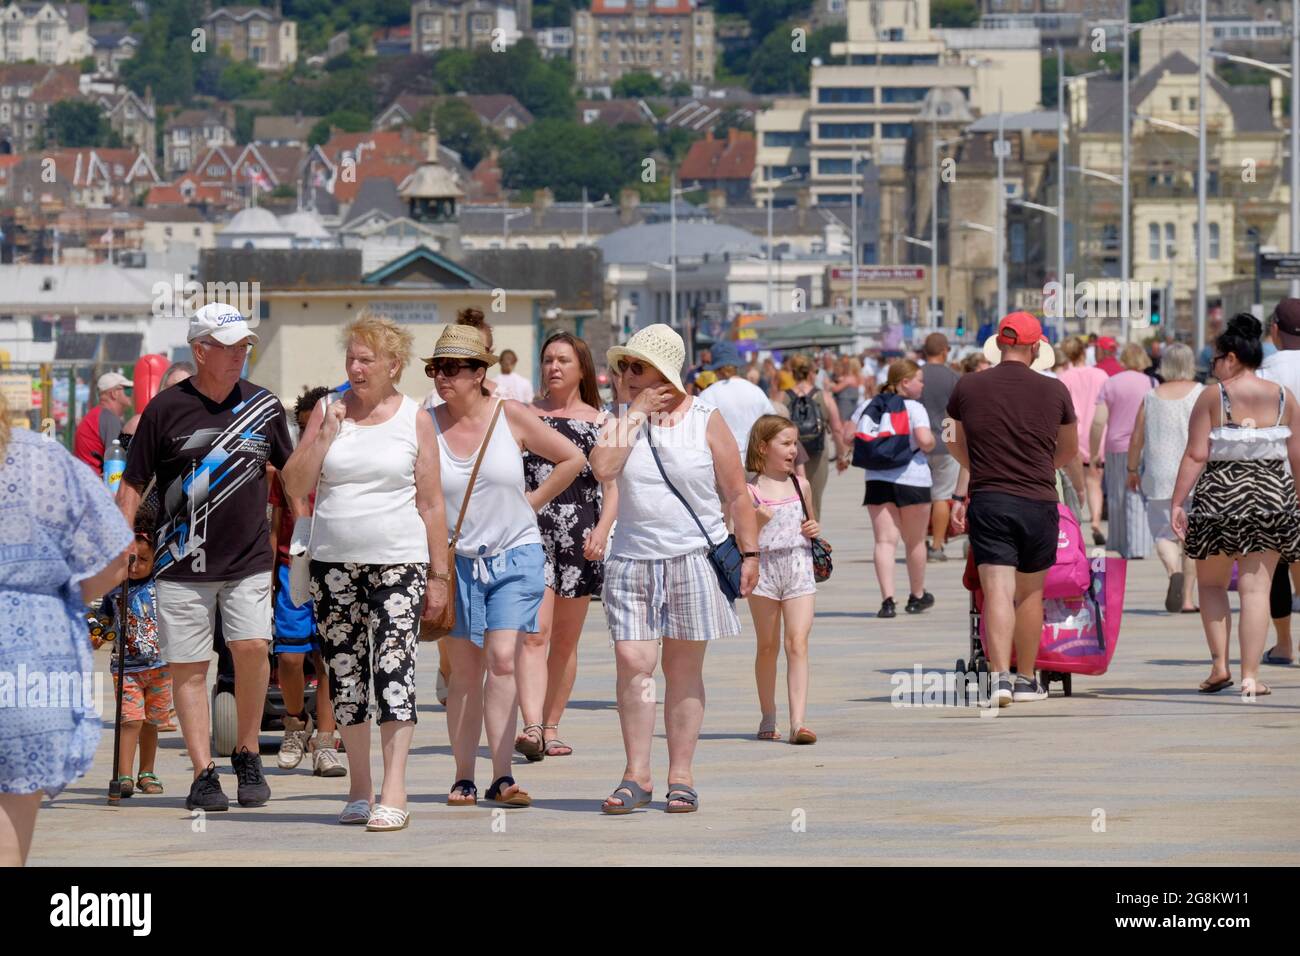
[590, 324, 760, 815]
[282, 313, 450, 832]
[424, 324, 585, 809]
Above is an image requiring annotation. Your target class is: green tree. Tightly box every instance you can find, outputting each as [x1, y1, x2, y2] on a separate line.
[217, 59, 264, 101]
[612, 71, 665, 98]
[747, 21, 844, 94]
[667, 80, 693, 98]
[42, 100, 122, 148]
[500, 119, 625, 201]
[120, 0, 203, 106]
[930, 0, 978, 28]
[433, 99, 500, 169]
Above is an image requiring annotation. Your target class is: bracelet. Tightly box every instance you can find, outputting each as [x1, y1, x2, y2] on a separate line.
[1127, 467, 1139, 474]
[951, 494, 966, 503]
[741, 551, 760, 559]
[428, 570, 451, 581]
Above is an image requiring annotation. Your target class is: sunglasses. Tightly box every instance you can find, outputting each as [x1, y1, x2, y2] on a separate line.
[616, 359, 647, 376]
[426, 359, 474, 378]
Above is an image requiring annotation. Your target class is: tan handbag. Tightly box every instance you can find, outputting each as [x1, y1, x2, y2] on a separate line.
[419, 401, 504, 642]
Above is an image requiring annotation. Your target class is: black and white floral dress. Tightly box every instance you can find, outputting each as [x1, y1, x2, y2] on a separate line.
[524, 415, 605, 598]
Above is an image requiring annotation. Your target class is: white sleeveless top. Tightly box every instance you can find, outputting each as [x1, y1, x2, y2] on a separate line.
[310, 395, 429, 564]
[1208, 383, 1290, 462]
[432, 400, 541, 560]
[1139, 385, 1202, 499]
[610, 398, 728, 561]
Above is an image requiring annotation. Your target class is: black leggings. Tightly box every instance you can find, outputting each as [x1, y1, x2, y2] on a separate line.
[1271, 560, 1293, 621]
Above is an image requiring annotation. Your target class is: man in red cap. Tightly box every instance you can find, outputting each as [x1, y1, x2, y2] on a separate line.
[1095, 336, 1123, 376]
[947, 312, 1078, 707]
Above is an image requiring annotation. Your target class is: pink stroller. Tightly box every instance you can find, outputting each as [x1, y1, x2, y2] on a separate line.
[959, 503, 1126, 697]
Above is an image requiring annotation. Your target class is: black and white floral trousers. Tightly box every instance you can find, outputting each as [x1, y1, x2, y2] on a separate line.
[308, 561, 427, 726]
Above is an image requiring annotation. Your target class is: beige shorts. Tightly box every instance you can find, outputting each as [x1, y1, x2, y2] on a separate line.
[155, 572, 273, 664]
[928, 453, 960, 500]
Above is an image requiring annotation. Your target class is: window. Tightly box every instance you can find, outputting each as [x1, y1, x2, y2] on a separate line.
[1164, 222, 1175, 258]
[767, 164, 804, 178]
[817, 87, 874, 104]
[881, 87, 929, 104]
[250, 21, 267, 40]
[818, 122, 873, 140]
[1010, 222, 1025, 263]
[818, 157, 853, 175]
[1188, 97, 1197, 110]
[763, 130, 807, 148]
[1147, 222, 1160, 260]
[1210, 222, 1220, 259]
[818, 193, 852, 204]
[1170, 96, 1181, 110]
[880, 123, 912, 139]
[217, 22, 233, 40]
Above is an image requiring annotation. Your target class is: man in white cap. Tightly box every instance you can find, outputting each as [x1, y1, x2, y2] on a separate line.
[117, 302, 293, 812]
[73, 371, 133, 475]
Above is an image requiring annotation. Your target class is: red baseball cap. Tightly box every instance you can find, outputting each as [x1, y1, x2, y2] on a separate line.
[1097, 335, 1118, 352]
[995, 311, 1044, 347]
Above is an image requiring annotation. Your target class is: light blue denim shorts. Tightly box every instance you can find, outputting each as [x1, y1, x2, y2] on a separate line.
[451, 543, 546, 647]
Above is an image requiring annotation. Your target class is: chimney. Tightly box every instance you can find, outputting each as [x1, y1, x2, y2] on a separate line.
[1271, 77, 1284, 123]
[619, 187, 640, 225]
[796, 187, 811, 229]
[532, 187, 553, 227]
[424, 130, 439, 163]
[707, 188, 725, 216]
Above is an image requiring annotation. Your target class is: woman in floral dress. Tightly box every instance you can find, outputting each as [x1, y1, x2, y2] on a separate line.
[514, 332, 618, 759]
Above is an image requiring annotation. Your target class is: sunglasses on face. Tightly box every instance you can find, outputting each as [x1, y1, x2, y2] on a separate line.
[426, 359, 472, 378]
[616, 359, 647, 376]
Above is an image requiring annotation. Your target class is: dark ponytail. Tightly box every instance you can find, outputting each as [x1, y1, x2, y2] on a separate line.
[1216, 312, 1264, 370]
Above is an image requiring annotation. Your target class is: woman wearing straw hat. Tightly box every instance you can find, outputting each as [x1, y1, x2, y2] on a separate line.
[589, 324, 760, 814]
[424, 323, 585, 808]
[283, 312, 450, 832]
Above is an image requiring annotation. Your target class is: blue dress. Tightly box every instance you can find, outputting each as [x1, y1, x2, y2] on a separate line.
[0, 429, 133, 796]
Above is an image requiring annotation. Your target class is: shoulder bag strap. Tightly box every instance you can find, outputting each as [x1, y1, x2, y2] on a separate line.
[790, 475, 813, 521]
[644, 423, 717, 549]
[449, 399, 504, 547]
[302, 395, 330, 553]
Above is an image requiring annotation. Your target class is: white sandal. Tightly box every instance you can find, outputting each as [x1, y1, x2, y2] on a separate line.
[338, 799, 371, 825]
[366, 804, 410, 832]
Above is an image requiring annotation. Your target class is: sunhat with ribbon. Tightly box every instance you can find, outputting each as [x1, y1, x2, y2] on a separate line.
[422, 323, 499, 367]
[606, 323, 686, 393]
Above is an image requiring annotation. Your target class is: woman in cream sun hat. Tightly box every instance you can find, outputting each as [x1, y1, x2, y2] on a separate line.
[422, 323, 500, 369]
[590, 323, 760, 815]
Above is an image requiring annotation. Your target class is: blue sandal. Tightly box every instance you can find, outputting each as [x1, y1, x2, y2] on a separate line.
[601, 779, 652, 814]
[664, 784, 698, 814]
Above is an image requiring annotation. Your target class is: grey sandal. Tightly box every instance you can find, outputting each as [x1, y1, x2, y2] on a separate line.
[514, 723, 545, 762]
[602, 779, 652, 815]
[664, 784, 698, 814]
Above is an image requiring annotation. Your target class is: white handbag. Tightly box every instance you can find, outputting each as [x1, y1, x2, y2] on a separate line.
[287, 394, 334, 606]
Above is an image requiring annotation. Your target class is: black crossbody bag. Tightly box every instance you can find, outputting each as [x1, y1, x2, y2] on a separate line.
[644, 425, 744, 602]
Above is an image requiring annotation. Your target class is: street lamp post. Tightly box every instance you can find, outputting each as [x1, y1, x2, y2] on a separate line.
[766, 170, 805, 315]
[851, 145, 859, 328]
[1197, 0, 1208, 354]
[995, 95, 1008, 320]
[1293, 0, 1299, 297]
[931, 130, 953, 328]
[503, 208, 528, 244]
[581, 187, 613, 245]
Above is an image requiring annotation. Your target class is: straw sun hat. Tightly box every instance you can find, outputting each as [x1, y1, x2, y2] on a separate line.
[422, 323, 498, 367]
[606, 323, 686, 393]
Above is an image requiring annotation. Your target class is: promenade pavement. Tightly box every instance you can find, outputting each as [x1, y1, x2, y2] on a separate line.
[32, 471, 1300, 865]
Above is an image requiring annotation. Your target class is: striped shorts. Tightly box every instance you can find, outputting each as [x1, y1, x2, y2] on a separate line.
[602, 548, 741, 643]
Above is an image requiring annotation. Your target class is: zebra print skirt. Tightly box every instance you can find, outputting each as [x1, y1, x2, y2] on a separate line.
[1184, 459, 1300, 563]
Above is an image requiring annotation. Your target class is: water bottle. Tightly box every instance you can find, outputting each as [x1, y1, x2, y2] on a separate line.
[104, 438, 126, 494]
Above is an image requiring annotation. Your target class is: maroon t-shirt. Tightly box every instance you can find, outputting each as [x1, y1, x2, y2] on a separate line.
[947, 361, 1076, 503]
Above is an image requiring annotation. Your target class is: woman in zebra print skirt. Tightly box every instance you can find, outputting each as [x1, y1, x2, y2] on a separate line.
[1171, 314, 1300, 699]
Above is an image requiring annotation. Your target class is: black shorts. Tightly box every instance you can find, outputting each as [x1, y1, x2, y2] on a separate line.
[863, 481, 932, 508]
[968, 492, 1059, 573]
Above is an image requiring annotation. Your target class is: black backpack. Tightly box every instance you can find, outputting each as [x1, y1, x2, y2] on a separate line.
[785, 389, 826, 456]
[851, 392, 915, 470]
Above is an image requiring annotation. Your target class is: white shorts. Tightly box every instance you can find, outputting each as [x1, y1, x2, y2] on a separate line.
[752, 546, 816, 601]
[928, 454, 960, 500]
[155, 572, 273, 664]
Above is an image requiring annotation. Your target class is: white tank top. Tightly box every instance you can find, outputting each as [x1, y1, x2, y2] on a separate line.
[310, 395, 429, 564]
[610, 398, 728, 560]
[432, 399, 541, 559]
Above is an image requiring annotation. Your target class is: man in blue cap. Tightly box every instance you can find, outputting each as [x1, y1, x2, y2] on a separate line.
[698, 339, 775, 462]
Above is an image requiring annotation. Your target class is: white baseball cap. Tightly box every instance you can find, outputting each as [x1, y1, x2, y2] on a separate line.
[97, 371, 133, 392]
[188, 302, 259, 346]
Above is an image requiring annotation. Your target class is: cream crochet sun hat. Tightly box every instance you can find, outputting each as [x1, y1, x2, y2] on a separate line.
[607, 324, 686, 393]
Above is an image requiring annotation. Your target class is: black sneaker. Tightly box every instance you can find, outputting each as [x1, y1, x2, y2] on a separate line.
[231, 746, 271, 807]
[926, 546, 948, 563]
[878, 597, 897, 619]
[905, 592, 935, 614]
[185, 762, 229, 812]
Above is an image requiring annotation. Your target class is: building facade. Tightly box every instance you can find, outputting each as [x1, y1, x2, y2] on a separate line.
[204, 4, 298, 70]
[0, 2, 90, 64]
[164, 108, 236, 177]
[409, 0, 530, 53]
[0, 63, 79, 153]
[572, 0, 715, 87]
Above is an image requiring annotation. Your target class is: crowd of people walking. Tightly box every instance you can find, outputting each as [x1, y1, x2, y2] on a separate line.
[4, 289, 1299, 863]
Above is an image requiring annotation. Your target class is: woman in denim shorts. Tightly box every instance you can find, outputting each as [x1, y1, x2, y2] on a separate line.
[590, 324, 760, 815]
[425, 324, 586, 808]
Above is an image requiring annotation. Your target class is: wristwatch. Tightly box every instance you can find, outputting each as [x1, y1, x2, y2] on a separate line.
[741, 551, 760, 559]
